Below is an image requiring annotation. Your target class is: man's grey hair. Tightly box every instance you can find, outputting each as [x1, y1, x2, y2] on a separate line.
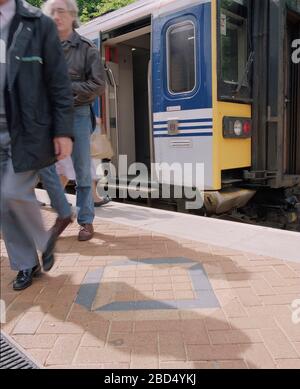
[42, 0, 81, 29]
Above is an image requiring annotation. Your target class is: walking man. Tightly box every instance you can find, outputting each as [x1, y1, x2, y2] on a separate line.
[0, 0, 74, 290]
[39, 0, 106, 242]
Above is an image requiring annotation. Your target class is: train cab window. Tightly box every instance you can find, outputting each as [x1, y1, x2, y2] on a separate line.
[218, 0, 252, 102]
[167, 21, 196, 94]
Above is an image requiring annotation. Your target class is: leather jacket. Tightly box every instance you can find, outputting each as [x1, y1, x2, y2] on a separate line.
[62, 31, 105, 107]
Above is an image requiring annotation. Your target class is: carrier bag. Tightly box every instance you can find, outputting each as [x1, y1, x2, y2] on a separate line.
[90, 130, 114, 160]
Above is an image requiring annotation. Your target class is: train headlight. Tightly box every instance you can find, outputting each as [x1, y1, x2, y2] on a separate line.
[233, 120, 243, 136]
[223, 117, 252, 138]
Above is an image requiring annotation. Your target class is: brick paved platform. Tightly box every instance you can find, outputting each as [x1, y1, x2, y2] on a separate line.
[1, 205, 300, 369]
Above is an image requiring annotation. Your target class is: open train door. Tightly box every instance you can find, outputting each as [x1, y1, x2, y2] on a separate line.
[99, 22, 153, 197]
[102, 46, 120, 171]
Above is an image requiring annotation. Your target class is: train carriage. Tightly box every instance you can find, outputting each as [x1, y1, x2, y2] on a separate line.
[78, 0, 300, 228]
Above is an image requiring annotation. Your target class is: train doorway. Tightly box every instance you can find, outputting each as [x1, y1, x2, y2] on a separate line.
[103, 28, 152, 178]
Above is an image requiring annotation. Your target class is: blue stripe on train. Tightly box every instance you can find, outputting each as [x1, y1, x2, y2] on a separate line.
[154, 118, 213, 125]
[154, 132, 213, 138]
[154, 125, 213, 131]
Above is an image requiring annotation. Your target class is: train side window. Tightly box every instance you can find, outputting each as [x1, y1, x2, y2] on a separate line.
[167, 21, 196, 95]
[218, 0, 252, 102]
[221, 8, 247, 84]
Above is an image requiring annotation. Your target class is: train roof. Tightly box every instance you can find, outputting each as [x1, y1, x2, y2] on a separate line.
[77, 0, 207, 39]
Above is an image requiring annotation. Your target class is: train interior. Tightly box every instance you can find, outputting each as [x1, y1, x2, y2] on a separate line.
[103, 26, 152, 186]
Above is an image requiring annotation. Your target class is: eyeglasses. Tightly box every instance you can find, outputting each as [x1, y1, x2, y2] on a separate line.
[50, 8, 70, 16]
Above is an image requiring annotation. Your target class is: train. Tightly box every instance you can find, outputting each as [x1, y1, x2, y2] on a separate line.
[78, 0, 300, 230]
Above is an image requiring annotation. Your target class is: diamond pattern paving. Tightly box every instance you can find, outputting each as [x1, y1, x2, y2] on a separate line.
[75, 258, 219, 312]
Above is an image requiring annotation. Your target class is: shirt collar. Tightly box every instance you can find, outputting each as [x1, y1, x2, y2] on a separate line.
[66, 31, 80, 47]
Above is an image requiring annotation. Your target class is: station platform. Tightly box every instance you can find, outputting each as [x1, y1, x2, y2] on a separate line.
[1, 190, 300, 369]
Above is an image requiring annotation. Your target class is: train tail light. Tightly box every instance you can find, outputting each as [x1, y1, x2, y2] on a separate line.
[223, 117, 252, 138]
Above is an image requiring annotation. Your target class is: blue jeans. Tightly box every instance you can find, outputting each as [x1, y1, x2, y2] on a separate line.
[39, 163, 72, 220]
[39, 106, 94, 225]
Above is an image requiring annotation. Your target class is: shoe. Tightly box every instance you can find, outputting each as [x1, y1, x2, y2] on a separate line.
[78, 224, 94, 241]
[51, 215, 74, 238]
[94, 195, 111, 208]
[42, 252, 55, 272]
[13, 264, 41, 291]
[41, 215, 74, 272]
[42, 233, 57, 272]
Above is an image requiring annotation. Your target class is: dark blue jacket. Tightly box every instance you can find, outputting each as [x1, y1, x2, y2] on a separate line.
[5, 0, 74, 172]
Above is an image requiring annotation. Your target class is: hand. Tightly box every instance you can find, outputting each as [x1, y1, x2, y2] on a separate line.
[53, 137, 73, 161]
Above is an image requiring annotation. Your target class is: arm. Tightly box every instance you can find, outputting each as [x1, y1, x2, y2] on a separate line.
[72, 44, 106, 104]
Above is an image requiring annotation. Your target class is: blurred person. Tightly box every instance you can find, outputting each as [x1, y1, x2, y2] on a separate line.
[55, 157, 111, 206]
[39, 156, 110, 240]
[0, 0, 74, 290]
[38, 162, 75, 239]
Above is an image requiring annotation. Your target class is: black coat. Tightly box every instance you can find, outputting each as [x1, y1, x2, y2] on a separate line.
[4, 0, 74, 173]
